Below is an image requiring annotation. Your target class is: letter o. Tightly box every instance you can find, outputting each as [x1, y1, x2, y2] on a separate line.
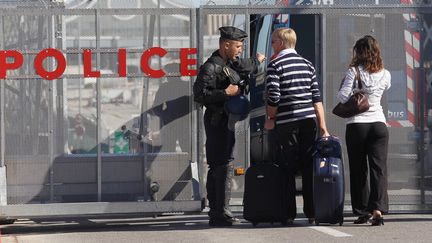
[34, 48, 66, 80]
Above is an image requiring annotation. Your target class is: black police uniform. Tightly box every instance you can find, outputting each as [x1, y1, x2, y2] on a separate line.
[193, 26, 260, 225]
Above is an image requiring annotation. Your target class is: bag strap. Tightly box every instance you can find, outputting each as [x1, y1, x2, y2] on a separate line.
[338, 66, 363, 91]
[354, 66, 363, 89]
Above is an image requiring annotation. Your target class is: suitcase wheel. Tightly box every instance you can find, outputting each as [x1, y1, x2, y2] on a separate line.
[315, 220, 320, 226]
[339, 220, 343, 226]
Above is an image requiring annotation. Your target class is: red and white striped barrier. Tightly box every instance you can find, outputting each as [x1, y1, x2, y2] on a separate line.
[388, 0, 418, 127]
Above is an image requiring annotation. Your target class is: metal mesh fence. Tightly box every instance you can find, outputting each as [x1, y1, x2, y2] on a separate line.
[0, 4, 430, 214]
[0, 9, 197, 205]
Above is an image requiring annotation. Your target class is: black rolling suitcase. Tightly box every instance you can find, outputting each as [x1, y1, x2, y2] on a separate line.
[243, 129, 288, 226]
[313, 136, 345, 226]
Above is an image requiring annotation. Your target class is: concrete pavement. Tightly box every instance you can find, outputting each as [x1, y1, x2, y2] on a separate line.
[1, 213, 432, 243]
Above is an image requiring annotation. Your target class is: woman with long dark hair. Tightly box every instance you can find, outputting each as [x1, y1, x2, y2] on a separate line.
[338, 35, 391, 226]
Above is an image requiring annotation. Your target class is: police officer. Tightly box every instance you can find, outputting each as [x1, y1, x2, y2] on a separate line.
[193, 26, 265, 226]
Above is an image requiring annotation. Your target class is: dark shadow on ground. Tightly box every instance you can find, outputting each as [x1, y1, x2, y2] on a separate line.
[2, 213, 432, 235]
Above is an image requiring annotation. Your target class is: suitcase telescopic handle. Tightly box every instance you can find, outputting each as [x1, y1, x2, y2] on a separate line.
[256, 123, 265, 163]
[260, 128, 265, 162]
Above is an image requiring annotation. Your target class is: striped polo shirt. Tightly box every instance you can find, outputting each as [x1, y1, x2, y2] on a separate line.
[266, 48, 322, 124]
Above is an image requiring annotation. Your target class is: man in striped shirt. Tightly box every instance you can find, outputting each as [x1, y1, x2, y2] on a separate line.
[264, 28, 330, 224]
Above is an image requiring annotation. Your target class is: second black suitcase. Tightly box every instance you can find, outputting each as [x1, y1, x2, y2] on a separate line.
[313, 136, 344, 226]
[244, 127, 288, 226]
[243, 163, 288, 226]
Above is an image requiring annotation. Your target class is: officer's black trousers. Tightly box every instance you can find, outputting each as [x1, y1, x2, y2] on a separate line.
[206, 163, 234, 220]
[274, 118, 317, 219]
[346, 122, 389, 216]
[204, 109, 235, 220]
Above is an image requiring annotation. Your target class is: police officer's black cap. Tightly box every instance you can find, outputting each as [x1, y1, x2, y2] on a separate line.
[219, 26, 247, 42]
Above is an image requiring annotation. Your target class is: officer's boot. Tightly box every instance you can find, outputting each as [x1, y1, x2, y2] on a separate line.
[206, 167, 217, 220]
[208, 164, 233, 227]
[223, 162, 240, 224]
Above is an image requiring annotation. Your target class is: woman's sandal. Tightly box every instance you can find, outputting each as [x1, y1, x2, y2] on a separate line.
[371, 217, 384, 226]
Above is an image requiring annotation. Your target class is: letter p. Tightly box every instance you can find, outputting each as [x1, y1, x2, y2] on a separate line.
[0, 50, 23, 79]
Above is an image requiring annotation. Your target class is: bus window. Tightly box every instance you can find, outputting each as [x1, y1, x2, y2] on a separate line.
[254, 15, 272, 86]
[250, 15, 273, 110]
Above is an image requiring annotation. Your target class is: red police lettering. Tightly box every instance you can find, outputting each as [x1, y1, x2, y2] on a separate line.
[141, 47, 167, 78]
[0, 47, 198, 80]
[118, 48, 127, 77]
[0, 50, 24, 79]
[83, 49, 101, 78]
[34, 48, 66, 80]
[180, 48, 197, 76]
